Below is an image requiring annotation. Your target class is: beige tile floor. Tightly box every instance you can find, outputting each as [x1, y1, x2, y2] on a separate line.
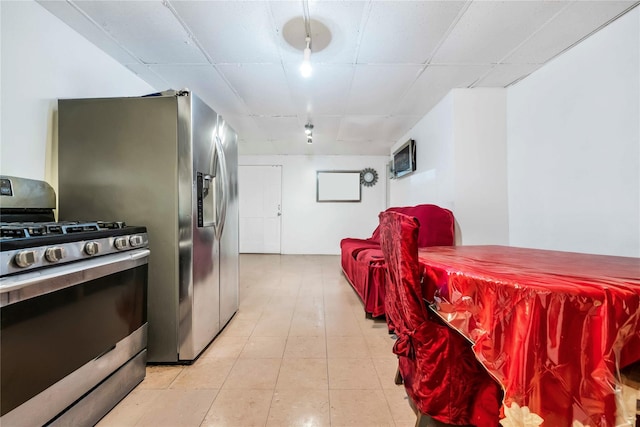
[98, 254, 416, 427]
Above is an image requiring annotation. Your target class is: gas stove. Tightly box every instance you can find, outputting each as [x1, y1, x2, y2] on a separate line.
[0, 175, 150, 427]
[0, 177, 148, 277]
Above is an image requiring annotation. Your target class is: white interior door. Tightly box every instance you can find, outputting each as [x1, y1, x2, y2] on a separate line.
[239, 165, 282, 253]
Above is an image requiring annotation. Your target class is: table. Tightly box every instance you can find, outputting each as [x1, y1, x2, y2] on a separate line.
[417, 245, 640, 427]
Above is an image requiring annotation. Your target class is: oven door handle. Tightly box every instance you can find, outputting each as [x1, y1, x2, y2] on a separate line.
[0, 249, 150, 307]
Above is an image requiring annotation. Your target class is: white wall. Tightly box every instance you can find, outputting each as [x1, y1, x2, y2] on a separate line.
[389, 89, 509, 245]
[507, 7, 640, 257]
[0, 1, 154, 187]
[389, 93, 456, 210]
[240, 155, 388, 254]
[453, 89, 509, 245]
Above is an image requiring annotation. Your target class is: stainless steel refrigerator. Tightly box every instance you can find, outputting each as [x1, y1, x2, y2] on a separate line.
[57, 90, 239, 363]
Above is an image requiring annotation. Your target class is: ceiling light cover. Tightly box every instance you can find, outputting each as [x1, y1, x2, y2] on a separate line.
[300, 37, 312, 78]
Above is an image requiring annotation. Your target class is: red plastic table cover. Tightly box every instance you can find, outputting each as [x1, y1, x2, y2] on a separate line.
[417, 245, 640, 427]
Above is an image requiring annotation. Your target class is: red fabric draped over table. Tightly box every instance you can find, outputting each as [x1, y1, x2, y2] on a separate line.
[418, 245, 640, 427]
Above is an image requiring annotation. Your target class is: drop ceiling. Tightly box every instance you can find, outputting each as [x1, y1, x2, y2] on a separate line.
[38, 0, 639, 156]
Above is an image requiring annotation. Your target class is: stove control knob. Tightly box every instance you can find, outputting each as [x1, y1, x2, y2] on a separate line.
[129, 235, 144, 247]
[14, 250, 36, 268]
[84, 241, 100, 256]
[114, 237, 128, 250]
[45, 247, 65, 263]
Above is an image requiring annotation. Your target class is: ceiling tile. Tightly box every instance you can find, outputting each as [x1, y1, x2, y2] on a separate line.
[394, 64, 493, 116]
[381, 116, 424, 142]
[337, 115, 422, 143]
[284, 64, 354, 116]
[171, 1, 280, 64]
[124, 63, 170, 90]
[504, 1, 638, 64]
[358, 1, 467, 64]
[431, 1, 569, 64]
[149, 64, 248, 116]
[253, 116, 300, 141]
[224, 115, 264, 142]
[338, 116, 383, 142]
[345, 65, 423, 115]
[217, 63, 297, 115]
[473, 63, 542, 87]
[72, 0, 208, 64]
[269, 1, 366, 64]
[37, 1, 140, 64]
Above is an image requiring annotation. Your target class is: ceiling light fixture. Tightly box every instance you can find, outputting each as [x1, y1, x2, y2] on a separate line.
[300, 0, 312, 78]
[305, 122, 314, 144]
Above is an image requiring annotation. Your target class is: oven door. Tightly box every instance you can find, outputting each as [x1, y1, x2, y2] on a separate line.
[0, 249, 149, 427]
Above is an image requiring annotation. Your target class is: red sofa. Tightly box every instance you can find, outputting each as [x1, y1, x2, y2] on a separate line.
[340, 204, 455, 318]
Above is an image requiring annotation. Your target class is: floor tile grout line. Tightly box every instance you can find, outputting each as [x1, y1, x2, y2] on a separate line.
[208, 341, 245, 393]
[322, 263, 334, 426]
[163, 365, 186, 390]
[266, 260, 306, 427]
[263, 372, 279, 427]
[197, 387, 222, 427]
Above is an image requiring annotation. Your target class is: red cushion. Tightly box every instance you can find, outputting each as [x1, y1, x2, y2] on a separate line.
[355, 248, 385, 264]
[340, 237, 378, 281]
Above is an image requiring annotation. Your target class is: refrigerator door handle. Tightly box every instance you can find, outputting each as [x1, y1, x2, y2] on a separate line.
[213, 135, 228, 241]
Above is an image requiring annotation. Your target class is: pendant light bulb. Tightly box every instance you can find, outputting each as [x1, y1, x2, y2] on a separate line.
[300, 37, 312, 78]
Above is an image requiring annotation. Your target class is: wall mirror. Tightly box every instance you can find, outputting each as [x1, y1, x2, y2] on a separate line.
[316, 171, 361, 202]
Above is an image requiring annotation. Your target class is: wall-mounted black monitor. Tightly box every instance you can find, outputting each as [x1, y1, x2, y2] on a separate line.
[392, 139, 416, 178]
